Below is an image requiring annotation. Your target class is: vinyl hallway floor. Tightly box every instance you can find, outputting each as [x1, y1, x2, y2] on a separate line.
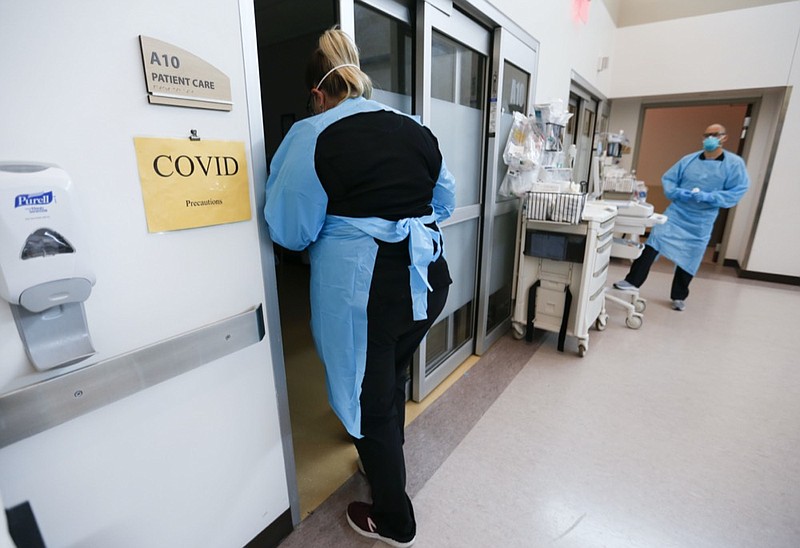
[275, 257, 800, 548]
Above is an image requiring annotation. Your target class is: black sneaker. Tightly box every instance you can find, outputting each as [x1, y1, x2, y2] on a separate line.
[346, 502, 416, 547]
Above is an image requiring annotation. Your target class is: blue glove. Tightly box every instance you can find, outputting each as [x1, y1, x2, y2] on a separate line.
[674, 188, 694, 202]
[693, 190, 715, 204]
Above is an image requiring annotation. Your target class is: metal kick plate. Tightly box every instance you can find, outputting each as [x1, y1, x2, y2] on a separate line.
[0, 306, 265, 448]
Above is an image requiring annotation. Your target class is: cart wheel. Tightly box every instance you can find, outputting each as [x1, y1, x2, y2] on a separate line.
[634, 299, 646, 313]
[511, 323, 525, 340]
[626, 313, 643, 330]
[578, 343, 587, 357]
[595, 315, 608, 331]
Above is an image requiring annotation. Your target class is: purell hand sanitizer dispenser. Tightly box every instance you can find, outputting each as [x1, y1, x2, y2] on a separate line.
[0, 162, 96, 370]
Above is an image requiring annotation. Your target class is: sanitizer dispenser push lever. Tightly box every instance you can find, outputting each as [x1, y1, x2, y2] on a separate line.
[0, 163, 96, 370]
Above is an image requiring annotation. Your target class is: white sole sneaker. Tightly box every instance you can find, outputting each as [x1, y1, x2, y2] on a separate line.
[346, 502, 416, 548]
[613, 280, 638, 291]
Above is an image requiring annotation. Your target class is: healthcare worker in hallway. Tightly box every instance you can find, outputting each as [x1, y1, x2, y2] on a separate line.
[264, 28, 454, 548]
[614, 123, 749, 310]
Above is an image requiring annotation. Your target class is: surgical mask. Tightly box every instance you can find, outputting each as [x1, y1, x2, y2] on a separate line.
[702, 136, 721, 152]
[315, 63, 359, 90]
[307, 63, 359, 116]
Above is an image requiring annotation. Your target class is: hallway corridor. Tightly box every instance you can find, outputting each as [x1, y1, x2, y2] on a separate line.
[274, 258, 800, 548]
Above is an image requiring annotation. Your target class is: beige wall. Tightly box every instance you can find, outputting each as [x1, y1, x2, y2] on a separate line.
[636, 104, 747, 215]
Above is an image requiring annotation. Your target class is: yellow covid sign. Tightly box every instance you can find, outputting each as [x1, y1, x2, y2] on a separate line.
[134, 137, 251, 233]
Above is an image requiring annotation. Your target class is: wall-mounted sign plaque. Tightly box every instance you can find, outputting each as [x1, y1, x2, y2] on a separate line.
[139, 36, 233, 111]
[133, 137, 251, 232]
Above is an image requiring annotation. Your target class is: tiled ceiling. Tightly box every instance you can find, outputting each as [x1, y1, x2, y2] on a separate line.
[601, 0, 796, 27]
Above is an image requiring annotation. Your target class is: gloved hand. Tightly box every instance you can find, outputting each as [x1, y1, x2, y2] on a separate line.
[674, 188, 695, 202]
[693, 190, 715, 204]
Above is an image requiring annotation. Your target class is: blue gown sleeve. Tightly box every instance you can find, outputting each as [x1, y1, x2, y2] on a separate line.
[264, 122, 328, 251]
[706, 156, 750, 208]
[432, 158, 456, 223]
[661, 155, 689, 201]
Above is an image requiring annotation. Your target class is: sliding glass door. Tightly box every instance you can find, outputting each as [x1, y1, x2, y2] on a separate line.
[413, 4, 489, 400]
[476, 27, 538, 354]
[346, 1, 539, 401]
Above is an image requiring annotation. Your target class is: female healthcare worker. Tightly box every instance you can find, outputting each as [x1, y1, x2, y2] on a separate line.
[614, 123, 750, 310]
[264, 28, 455, 548]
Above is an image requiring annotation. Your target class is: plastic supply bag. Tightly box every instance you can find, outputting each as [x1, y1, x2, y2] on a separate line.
[499, 112, 542, 197]
[500, 167, 539, 198]
[502, 112, 538, 170]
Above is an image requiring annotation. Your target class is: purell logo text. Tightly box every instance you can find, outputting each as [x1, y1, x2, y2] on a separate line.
[15, 191, 54, 208]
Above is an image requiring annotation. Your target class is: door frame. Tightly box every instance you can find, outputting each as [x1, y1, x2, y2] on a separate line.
[568, 72, 607, 189]
[633, 98, 756, 265]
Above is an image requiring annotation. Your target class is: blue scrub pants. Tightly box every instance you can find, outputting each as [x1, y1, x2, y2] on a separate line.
[625, 244, 693, 300]
[354, 284, 449, 543]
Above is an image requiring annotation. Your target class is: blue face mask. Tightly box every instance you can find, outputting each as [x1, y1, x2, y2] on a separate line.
[703, 136, 721, 152]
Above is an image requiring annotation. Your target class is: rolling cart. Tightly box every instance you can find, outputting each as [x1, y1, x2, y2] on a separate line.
[587, 150, 669, 330]
[601, 200, 667, 329]
[590, 197, 667, 330]
[511, 191, 617, 357]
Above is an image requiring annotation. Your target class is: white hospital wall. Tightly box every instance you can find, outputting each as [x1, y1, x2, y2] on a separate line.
[0, 0, 289, 545]
[489, 0, 616, 103]
[608, 2, 800, 277]
[609, 4, 798, 97]
[748, 32, 800, 276]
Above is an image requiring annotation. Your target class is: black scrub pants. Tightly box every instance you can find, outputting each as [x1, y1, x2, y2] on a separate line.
[625, 244, 694, 300]
[354, 284, 449, 542]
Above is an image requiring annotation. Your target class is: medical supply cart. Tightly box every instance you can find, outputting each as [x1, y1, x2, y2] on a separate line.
[510, 192, 617, 357]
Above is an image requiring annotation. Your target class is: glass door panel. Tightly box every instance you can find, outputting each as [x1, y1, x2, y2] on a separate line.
[575, 100, 597, 185]
[483, 60, 532, 337]
[424, 217, 478, 375]
[430, 98, 483, 206]
[354, 2, 413, 113]
[565, 95, 579, 156]
[568, 85, 598, 187]
[476, 28, 538, 354]
[492, 61, 530, 204]
[485, 208, 518, 333]
[413, 6, 489, 401]
[430, 33, 485, 207]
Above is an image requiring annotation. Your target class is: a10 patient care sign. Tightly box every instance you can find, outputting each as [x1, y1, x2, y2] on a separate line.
[139, 36, 233, 111]
[133, 137, 251, 233]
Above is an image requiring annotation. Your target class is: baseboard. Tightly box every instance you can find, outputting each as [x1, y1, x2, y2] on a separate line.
[245, 508, 293, 548]
[724, 259, 800, 286]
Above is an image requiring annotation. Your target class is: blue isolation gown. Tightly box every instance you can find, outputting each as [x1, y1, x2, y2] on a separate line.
[264, 97, 456, 437]
[647, 151, 750, 276]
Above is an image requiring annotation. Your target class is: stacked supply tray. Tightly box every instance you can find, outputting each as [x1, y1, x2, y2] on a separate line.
[511, 194, 617, 356]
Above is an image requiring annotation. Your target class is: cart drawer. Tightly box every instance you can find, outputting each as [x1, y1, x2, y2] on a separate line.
[580, 285, 606, 333]
[597, 222, 615, 244]
[588, 256, 611, 295]
[593, 238, 613, 274]
[596, 227, 614, 250]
